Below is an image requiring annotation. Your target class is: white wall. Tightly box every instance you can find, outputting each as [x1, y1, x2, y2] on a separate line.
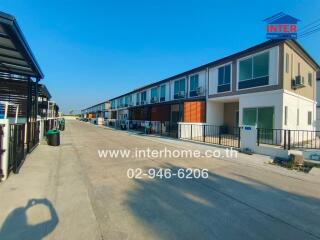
[206, 101, 224, 125]
[239, 90, 283, 129]
[0, 119, 9, 181]
[282, 90, 316, 131]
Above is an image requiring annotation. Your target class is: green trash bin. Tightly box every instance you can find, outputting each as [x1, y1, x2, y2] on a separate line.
[47, 129, 60, 146]
[59, 118, 65, 131]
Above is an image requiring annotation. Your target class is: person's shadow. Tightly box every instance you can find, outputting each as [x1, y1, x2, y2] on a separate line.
[0, 198, 59, 240]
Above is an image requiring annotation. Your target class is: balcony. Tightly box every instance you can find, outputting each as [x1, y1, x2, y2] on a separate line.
[150, 96, 159, 103]
[189, 87, 204, 97]
[174, 91, 185, 100]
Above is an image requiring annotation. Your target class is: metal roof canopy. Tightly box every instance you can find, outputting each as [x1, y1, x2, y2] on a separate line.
[38, 84, 52, 99]
[0, 11, 43, 79]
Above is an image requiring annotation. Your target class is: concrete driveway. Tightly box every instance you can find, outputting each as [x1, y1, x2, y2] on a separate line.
[0, 120, 319, 240]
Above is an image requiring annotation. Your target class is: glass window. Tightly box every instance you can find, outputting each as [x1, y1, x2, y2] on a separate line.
[308, 111, 312, 125]
[243, 108, 257, 126]
[225, 65, 231, 84]
[136, 93, 140, 105]
[190, 74, 199, 91]
[180, 79, 186, 94]
[141, 91, 146, 103]
[308, 72, 313, 86]
[253, 52, 269, 78]
[285, 53, 289, 73]
[239, 52, 269, 81]
[160, 85, 166, 100]
[151, 87, 158, 101]
[284, 106, 288, 125]
[174, 81, 180, 95]
[174, 79, 186, 96]
[218, 65, 231, 85]
[239, 58, 252, 81]
[218, 67, 224, 85]
[124, 96, 129, 106]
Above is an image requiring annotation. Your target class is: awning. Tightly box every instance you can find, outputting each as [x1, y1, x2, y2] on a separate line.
[0, 11, 43, 79]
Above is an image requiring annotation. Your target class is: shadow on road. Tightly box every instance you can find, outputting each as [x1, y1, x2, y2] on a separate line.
[126, 164, 320, 240]
[0, 198, 59, 240]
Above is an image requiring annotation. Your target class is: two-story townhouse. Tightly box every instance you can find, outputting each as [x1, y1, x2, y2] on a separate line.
[207, 40, 319, 134]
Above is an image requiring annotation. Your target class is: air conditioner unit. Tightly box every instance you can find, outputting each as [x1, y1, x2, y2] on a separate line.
[141, 100, 147, 105]
[151, 96, 158, 102]
[292, 75, 305, 89]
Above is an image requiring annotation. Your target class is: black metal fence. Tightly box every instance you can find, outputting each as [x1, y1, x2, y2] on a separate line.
[106, 120, 179, 138]
[9, 124, 26, 173]
[257, 128, 320, 150]
[180, 124, 241, 148]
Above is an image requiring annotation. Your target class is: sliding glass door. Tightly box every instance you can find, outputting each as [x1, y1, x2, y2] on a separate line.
[243, 107, 274, 129]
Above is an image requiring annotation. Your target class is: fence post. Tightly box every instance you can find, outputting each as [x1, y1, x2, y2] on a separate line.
[257, 128, 260, 146]
[283, 130, 287, 149]
[202, 125, 205, 142]
[190, 124, 193, 140]
[160, 122, 163, 136]
[287, 130, 291, 150]
[218, 126, 221, 145]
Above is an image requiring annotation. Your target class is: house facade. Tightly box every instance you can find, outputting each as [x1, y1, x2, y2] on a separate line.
[207, 40, 318, 133]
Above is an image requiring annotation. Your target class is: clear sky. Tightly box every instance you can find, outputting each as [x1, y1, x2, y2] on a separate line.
[2, 0, 320, 113]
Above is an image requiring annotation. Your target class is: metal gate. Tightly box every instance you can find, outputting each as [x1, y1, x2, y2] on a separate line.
[27, 121, 40, 152]
[9, 124, 26, 173]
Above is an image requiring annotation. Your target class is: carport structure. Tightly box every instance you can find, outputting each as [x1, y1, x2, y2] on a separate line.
[0, 11, 44, 152]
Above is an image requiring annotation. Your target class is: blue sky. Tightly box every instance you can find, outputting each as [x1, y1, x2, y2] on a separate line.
[2, 0, 320, 113]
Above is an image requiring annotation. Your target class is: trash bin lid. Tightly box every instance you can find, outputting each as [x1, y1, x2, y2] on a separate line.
[47, 129, 60, 135]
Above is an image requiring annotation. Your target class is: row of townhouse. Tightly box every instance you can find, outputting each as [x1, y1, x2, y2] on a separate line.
[100, 39, 319, 135]
[81, 101, 110, 124]
[0, 11, 59, 181]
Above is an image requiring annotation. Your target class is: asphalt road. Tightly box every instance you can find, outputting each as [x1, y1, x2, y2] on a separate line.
[68, 120, 320, 240]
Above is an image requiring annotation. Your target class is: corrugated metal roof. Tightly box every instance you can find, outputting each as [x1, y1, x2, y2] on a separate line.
[0, 11, 43, 79]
